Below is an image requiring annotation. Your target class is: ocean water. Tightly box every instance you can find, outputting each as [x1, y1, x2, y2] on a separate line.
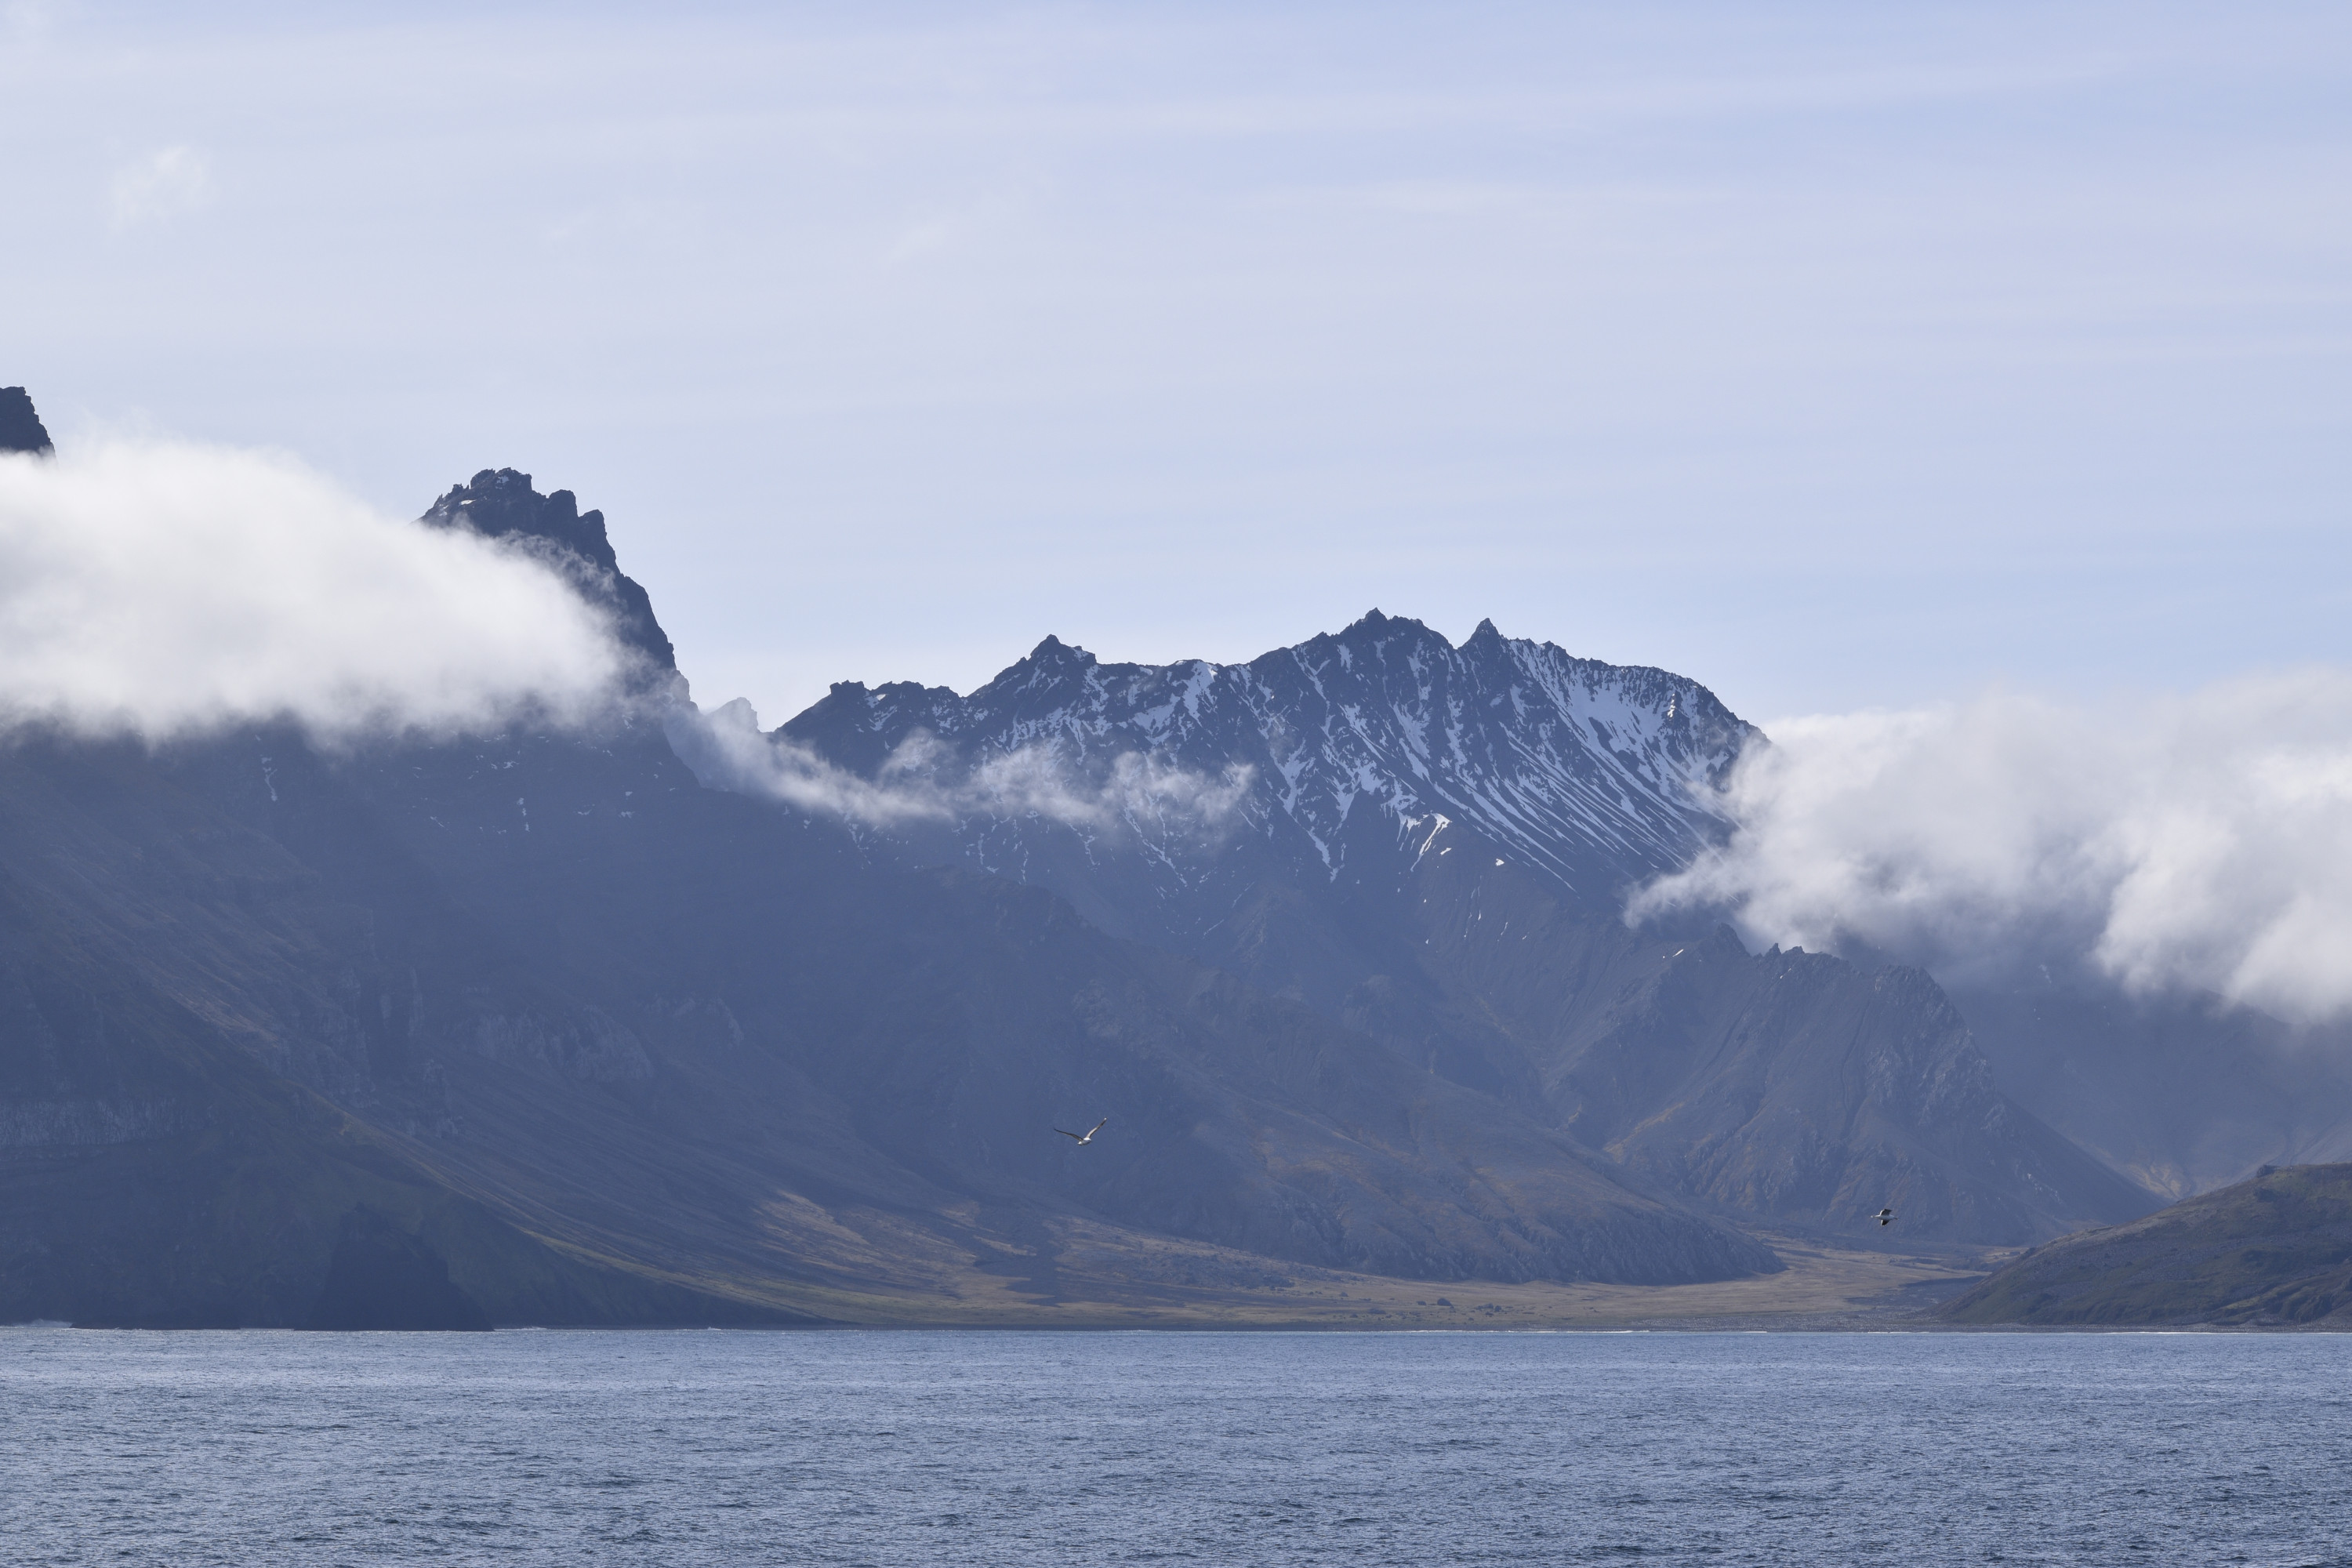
[2, 1329, 2347, 1566]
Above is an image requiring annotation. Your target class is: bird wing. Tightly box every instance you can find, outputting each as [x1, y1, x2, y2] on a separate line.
[1090, 1118, 1109, 1135]
[1054, 1128, 1083, 1140]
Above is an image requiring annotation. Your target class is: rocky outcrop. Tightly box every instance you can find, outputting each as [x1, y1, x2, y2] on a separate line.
[456, 1007, 653, 1085]
[0, 386, 51, 456]
[419, 468, 675, 673]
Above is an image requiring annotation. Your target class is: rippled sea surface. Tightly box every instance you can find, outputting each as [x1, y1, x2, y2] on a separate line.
[3, 1328, 2350, 1566]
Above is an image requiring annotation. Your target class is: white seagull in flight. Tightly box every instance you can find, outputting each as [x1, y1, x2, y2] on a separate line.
[1055, 1117, 1108, 1146]
[1875, 1207, 1896, 1226]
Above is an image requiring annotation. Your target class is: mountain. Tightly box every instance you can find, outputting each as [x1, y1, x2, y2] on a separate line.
[420, 468, 676, 674]
[0, 387, 51, 456]
[1944, 1163, 2352, 1326]
[739, 619, 2154, 1244]
[0, 387, 2202, 1331]
[0, 718, 1769, 1324]
[1, 437, 1782, 1327]
[776, 613, 1755, 926]
[1356, 851, 2151, 1243]
[395, 481, 2352, 1225]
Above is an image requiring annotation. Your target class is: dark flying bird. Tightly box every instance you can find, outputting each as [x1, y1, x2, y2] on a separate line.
[1875, 1207, 1896, 1226]
[1055, 1117, 1108, 1146]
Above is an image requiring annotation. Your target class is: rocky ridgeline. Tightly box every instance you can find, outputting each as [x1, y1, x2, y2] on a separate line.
[781, 611, 1756, 907]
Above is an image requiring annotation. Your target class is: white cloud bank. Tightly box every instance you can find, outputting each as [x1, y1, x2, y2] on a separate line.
[0, 439, 631, 743]
[1634, 675, 2352, 1025]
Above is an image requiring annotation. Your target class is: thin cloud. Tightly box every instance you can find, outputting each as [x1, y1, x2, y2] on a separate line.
[111, 144, 209, 228]
[667, 698, 1254, 839]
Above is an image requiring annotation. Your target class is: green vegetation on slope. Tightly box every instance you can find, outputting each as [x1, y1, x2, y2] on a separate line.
[1943, 1163, 2352, 1327]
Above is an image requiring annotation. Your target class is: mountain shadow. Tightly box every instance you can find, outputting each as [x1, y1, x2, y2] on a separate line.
[307, 1206, 492, 1330]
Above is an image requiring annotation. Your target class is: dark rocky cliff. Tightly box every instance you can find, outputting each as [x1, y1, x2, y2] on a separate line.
[420, 468, 676, 673]
[0, 386, 53, 456]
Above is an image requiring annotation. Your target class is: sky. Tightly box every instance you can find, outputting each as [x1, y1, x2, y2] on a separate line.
[4, 1, 2349, 728]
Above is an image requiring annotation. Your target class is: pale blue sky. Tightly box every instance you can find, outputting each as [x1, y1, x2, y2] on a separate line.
[5, 2, 2347, 725]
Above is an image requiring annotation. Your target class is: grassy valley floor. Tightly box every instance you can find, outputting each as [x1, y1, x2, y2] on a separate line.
[714, 1223, 2009, 1330]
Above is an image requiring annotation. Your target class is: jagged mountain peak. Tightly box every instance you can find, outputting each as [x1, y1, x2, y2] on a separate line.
[775, 612, 1761, 902]
[1, 386, 54, 456]
[1027, 633, 1094, 664]
[1313, 608, 1451, 655]
[1340, 606, 1414, 633]
[988, 633, 1104, 695]
[422, 468, 619, 572]
[418, 467, 676, 673]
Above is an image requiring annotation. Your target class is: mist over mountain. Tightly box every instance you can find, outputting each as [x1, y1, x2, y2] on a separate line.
[0, 441, 633, 742]
[1626, 691, 2352, 1199]
[9, 387, 2348, 1327]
